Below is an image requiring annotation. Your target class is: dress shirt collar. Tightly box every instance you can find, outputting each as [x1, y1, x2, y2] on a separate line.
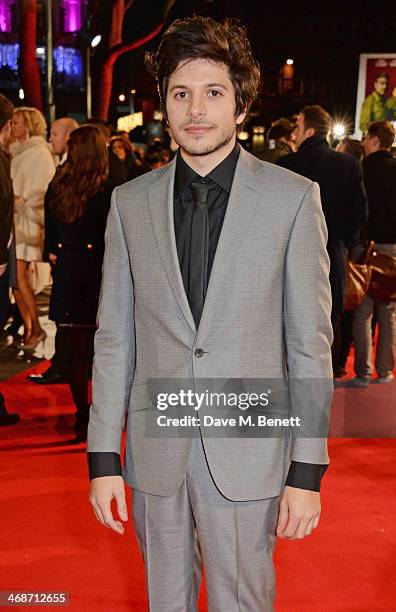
[175, 143, 240, 196]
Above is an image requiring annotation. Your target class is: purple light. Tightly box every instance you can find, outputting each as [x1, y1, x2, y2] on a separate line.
[62, 0, 82, 33]
[0, 0, 12, 33]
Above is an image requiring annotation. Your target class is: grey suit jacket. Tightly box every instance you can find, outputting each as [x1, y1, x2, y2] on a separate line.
[87, 147, 333, 501]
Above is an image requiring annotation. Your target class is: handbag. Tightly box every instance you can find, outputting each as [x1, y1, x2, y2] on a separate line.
[344, 242, 374, 311]
[367, 249, 396, 301]
[344, 260, 372, 310]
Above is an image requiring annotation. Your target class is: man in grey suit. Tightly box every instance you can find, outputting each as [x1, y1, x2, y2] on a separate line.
[88, 17, 333, 611]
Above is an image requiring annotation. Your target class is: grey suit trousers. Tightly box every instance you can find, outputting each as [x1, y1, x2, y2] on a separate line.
[132, 435, 280, 612]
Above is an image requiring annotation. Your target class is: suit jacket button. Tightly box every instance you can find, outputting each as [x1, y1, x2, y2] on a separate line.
[194, 348, 204, 358]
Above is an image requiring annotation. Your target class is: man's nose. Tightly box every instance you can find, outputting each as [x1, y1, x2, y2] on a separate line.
[188, 92, 206, 118]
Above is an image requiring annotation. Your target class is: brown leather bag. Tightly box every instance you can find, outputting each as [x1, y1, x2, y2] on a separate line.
[344, 260, 372, 310]
[367, 249, 396, 301]
[344, 241, 375, 311]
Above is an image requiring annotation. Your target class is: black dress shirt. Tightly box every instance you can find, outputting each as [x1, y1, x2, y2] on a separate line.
[89, 144, 328, 491]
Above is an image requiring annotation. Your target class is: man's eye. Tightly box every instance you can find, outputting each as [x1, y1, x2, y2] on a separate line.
[209, 90, 221, 97]
[175, 91, 188, 99]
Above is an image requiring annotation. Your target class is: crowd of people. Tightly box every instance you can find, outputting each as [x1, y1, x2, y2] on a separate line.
[0, 93, 395, 435]
[0, 95, 171, 434]
[259, 108, 395, 387]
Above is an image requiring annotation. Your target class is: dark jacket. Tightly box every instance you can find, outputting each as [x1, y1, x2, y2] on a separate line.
[108, 148, 129, 186]
[255, 140, 292, 164]
[45, 184, 112, 325]
[362, 150, 396, 244]
[0, 147, 17, 287]
[278, 136, 368, 316]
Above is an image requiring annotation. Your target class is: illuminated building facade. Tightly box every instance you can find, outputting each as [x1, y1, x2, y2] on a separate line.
[0, 0, 88, 114]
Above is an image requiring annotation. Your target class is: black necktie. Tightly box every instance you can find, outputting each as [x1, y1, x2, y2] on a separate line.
[189, 180, 210, 328]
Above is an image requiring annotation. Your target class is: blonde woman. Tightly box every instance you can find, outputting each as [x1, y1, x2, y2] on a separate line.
[10, 107, 55, 349]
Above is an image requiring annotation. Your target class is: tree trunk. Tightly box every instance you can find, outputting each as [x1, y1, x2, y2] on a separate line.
[19, 0, 43, 110]
[108, 0, 125, 48]
[94, 0, 175, 120]
[96, 22, 164, 120]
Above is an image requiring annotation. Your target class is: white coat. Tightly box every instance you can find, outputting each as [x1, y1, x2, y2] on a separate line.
[11, 136, 55, 262]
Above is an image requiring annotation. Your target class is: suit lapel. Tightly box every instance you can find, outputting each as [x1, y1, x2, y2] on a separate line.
[148, 159, 197, 333]
[196, 149, 261, 337]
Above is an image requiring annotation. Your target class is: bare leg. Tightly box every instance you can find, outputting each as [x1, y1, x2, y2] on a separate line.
[13, 260, 43, 342]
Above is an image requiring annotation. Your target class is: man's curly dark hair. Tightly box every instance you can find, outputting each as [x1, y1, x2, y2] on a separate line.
[145, 16, 261, 125]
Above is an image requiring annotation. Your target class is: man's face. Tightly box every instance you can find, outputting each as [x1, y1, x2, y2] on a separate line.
[49, 122, 69, 156]
[362, 133, 380, 156]
[374, 76, 388, 96]
[165, 58, 245, 160]
[294, 113, 313, 148]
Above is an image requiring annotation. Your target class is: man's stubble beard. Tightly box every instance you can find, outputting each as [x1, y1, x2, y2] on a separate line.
[173, 124, 237, 157]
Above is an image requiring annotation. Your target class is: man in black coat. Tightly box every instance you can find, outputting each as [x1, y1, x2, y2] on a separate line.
[278, 106, 368, 337]
[350, 121, 396, 386]
[0, 93, 20, 425]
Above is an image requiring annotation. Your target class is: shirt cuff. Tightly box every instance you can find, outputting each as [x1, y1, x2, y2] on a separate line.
[285, 461, 328, 492]
[88, 452, 122, 481]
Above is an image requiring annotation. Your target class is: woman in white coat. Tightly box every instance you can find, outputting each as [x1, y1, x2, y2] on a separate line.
[10, 107, 55, 349]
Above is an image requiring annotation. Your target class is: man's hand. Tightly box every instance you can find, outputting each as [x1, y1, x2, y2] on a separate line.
[89, 475, 128, 535]
[276, 486, 321, 540]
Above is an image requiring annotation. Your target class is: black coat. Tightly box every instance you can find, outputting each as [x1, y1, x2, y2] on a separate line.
[278, 136, 368, 316]
[0, 147, 17, 288]
[108, 148, 128, 186]
[0, 148, 13, 266]
[362, 150, 396, 244]
[45, 184, 112, 325]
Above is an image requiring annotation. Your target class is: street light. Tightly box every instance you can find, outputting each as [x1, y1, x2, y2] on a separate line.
[91, 35, 102, 48]
[85, 34, 102, 119]
[78, 15, 102, 119]
[286, 58, 294, 65]
[46, 0, 55, 124]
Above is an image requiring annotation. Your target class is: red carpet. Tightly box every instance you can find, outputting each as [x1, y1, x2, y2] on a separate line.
[1, 359, 395, 611]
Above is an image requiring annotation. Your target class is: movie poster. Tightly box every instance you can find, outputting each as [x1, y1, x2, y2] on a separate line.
[354, 53, 396, 139]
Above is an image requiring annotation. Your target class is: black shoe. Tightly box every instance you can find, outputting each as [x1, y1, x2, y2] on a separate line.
[27, 370, 67, 385]
[0, 412, 20, 426]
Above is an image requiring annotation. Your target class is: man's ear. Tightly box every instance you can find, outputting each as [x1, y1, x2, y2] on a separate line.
[236, 110, 247, 126]
[305, 126, 315, 139]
